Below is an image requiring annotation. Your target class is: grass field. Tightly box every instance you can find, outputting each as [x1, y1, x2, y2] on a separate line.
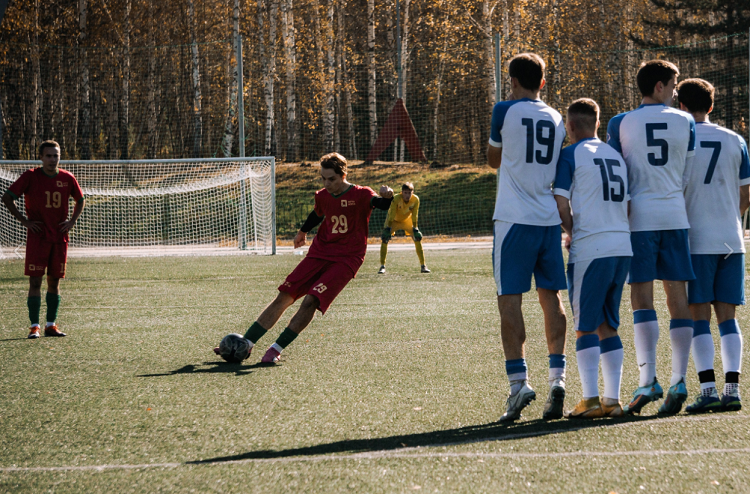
[1, 249, 749, 493]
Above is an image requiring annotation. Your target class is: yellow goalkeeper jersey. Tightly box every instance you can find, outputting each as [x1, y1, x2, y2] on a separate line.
[385, 193, 420, 227]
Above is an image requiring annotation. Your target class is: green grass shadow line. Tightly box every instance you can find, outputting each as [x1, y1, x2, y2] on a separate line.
[136, 362, 265, 377]
[188, 414, 659, 463]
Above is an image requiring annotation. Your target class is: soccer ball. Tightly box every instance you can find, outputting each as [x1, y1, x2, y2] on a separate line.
[218, 333, 251, 363]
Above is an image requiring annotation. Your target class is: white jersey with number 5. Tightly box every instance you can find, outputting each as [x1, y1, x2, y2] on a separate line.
[489, 98, 566, 226]
[553, 138, 632, 263]
[684, 122, 750, 255]
[607, 103, 696, 232]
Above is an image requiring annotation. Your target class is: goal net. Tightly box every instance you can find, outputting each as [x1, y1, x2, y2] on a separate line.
[0, 157, 275, 258]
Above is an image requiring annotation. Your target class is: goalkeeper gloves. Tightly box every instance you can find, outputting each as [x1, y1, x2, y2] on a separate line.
[413, 227, 423, 241]
[381, 227, 392, 242]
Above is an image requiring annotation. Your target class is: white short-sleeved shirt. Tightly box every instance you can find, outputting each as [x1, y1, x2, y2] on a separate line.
[489, 98, 566, 226]
[684, 122, 750, 255]
[607, 104, 696, 232]
[553, 137, 633, 263]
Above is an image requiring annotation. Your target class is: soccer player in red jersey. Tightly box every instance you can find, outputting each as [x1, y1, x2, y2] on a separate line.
[214, 152, 394, 363]
[2, 140, 85, 338]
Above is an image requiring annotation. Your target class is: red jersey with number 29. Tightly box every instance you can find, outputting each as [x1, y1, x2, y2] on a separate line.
[306, 184, 378, 274]
[7, 168, 84, 243]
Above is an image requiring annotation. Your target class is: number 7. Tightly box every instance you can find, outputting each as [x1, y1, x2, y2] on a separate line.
[700, 141, 721, 184]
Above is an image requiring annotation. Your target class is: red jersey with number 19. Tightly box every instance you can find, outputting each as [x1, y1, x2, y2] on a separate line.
[306, 184, 378, 274]
[7, 168, 84, 243]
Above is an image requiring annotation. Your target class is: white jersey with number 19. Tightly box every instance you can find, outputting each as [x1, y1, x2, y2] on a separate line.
[684, 122, 750, 255]
[607, 103, 696, 232]
[489, 98, 566, 226]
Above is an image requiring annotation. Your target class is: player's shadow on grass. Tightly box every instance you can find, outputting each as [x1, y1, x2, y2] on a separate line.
[0, 337, 34, 342]
[137, 361, 265, 377]
[190, 414, 659, 463]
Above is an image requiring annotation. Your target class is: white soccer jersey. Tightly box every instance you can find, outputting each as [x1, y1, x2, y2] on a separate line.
[684, 122, 750, 255]
[489, 98, 566, 226]
[607, 104, 696, 232]
[554, 137, 633, 263]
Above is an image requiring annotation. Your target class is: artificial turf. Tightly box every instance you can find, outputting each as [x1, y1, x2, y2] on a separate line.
[0, 249, 748, 493]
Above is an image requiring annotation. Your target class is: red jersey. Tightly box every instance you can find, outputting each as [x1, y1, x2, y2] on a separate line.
[7, 168, 84, 243]
[306, 184, 378, 274]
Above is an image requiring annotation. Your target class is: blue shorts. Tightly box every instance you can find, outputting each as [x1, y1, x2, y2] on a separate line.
[567, 256, 631, 332]
[493, 221, 566, 295]
[629, 229, 695, 283]
[688, 253, 746, 306]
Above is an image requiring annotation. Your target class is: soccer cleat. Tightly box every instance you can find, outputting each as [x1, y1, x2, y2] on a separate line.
[378, 265, 386, 274]
[28, 326, 41, 339]
[658, 379, 688, 415]
[420, 265, 431, 273]
[542, 385, 565, 420]
[499, 382, 536, 422]
[685, 389, 722, 414]
[565, 397, 604, 419]
[624, 378, 664, 415]
[721, 391, 742, 411]
[44, 324, 66, 337]
[261, 346, 281, 364]
[600, 397, 624, 417]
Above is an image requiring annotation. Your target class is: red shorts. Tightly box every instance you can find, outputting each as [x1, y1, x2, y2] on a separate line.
[278, 256, 356, 314]
[25, 235, 68, 278]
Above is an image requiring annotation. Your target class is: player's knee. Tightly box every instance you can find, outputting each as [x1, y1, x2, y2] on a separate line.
[29, 276, 43, 289]
[47, 276, 61, 290]
[301, 294, 320, 311]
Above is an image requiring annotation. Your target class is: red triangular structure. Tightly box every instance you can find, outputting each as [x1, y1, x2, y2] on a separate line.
[365, 98, 427, 164]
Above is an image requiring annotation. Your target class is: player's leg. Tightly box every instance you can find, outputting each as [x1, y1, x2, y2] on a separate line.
[654, 229, 695, 414]
[685, 254, 721, 413]
[404, 223, 429, 273]
[534, 225, 568, 420]
[27, 276, 43, 338]
[713, 253, 745, 411]
[493, 221, 538, 422]
[379, 241, 388, 274]
[261, 261, 355, 364]
[44, 276, 66, 336]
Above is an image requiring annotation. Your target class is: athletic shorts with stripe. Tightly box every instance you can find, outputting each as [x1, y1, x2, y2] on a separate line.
[567, 256, 631, 332]
[688, 253, 745, 305]
[493, 220, 566, 295]
[278, 256, 356, 314]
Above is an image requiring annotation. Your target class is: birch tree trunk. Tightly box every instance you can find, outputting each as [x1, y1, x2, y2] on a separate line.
[147, 0, 157, 158]
[482, 0, 495, 107]
[187, 0, 203, 158]
[79, 0, 91, 159]
[31, 0, 40, 155]
[221, 0, 240, 157]
[280, 0, 297, 160]
[319, 0, 336, 152]
[259, 0, 277, 156]
[338, 0, 356, 159]
[120, 0, 131, 159]
[432, 37, 447, 161]
[367, 0, 377, 147]
[398, 0, 410, 161]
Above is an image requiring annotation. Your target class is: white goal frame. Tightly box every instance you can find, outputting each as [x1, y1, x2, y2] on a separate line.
[0, 157, 276, 258]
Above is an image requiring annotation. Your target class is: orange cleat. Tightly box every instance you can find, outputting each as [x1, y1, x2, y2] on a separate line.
[44, 324, 66, 337]
[28, 326, 41, 339]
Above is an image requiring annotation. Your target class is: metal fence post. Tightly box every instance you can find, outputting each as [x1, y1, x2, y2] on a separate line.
[494, 33, 501, 103]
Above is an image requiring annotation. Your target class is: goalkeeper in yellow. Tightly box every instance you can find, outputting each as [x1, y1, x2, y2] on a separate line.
[378, 182, 430, 274]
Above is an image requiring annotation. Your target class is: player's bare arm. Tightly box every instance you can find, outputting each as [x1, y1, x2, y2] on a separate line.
[554, 195, 573, 249]
[59, 197, 86, 233]
[2, 191, 43, 233]
[487, 145, 502, 169]
[740, 184, 749, 215]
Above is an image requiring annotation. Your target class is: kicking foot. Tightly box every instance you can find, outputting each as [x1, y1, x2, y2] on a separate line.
[261, 346, 281, 364]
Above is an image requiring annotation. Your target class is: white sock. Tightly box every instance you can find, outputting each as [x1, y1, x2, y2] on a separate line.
[691, 320, 714, 373]
[633, 310, 659, 386]
[30, 323, 40, 328]
[270, 342, 283, 353]
[669, 319, 693, 386]
[506, 358, 528, 395]
[576, 334, 601, 399]
[725, 383, 740, 395]
[46, 321, 55, 327]
[719, 319, 743, 374]
[700, 381, 716, 392]
[600, 336, 624, 401]
[548, 354, 566, 387]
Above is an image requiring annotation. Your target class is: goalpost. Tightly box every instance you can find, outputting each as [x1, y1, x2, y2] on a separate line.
[0, 157, 276, 258]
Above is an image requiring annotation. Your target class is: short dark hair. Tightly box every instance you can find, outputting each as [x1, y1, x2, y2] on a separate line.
[636, 60, 679, 97]
[402, 182, 414, 192]
[677, 78, 714, 113]
[320, 152, 347, 176]
[508, 53, 545, 91]
[567, 98, 599, 133]
[39, 140, 60, 157]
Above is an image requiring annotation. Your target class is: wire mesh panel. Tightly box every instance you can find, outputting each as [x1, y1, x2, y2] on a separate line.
[0, 157, 275, 257]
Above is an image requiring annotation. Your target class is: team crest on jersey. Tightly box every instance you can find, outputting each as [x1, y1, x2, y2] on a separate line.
[348, 200, 355, 206]
[341, 199, 347, 207]
[56, 181, 68, 187]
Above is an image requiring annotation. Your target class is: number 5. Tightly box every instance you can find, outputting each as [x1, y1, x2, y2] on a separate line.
[646, 123, 669, 167]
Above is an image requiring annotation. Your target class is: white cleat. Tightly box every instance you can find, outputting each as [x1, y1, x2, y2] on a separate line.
[499, 381, 536, 422]
[378, 265, 386, 274]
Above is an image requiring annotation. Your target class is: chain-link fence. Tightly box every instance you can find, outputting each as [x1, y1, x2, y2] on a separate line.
[1, 33, 748, 238]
